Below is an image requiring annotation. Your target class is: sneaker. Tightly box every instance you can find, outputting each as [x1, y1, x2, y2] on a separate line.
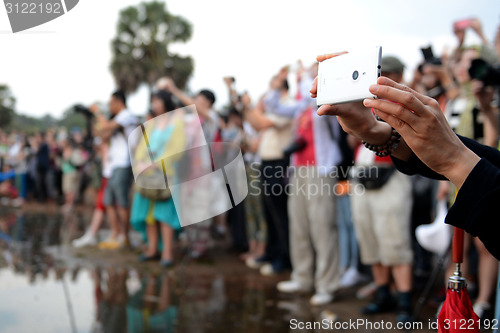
[310, 292, 334, 306]
[339, 267, 364, 288]
[246, 256, 267, 269]
[73, 233, 97, 248]
[98, 236, 124, 250]
[277, 280, 309, 293]
[246, 257, 263, 269]
[260, 263, 276, 276]
[473, 302, 491, 320]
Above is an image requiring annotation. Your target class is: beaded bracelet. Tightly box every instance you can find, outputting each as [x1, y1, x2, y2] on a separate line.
[361, 128, 401, 157]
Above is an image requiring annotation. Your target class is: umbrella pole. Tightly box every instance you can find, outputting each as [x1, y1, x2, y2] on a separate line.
[449, 227, 466, 291]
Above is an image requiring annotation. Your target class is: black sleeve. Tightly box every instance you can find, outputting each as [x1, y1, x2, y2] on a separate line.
[391, 134, 500, 179]
[445, 158, 500, 260]
[391, 135, 500, 260]
[391, 153, 446, 180]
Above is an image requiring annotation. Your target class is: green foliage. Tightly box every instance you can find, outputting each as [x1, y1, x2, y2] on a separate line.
[0, 85, 16, 129]
[111, 1, 194, 94]
[9, 113, 46, 134]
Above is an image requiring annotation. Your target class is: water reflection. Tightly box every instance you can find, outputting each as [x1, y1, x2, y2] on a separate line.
[0, 207, 294, 333]
[94, 269, 178, 333]
[0, 209, 61, 283]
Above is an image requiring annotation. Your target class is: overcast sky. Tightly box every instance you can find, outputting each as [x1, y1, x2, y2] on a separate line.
[0, 0, 498, 119]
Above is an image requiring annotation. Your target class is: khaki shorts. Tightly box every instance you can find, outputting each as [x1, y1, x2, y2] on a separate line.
[62, 172, 79, 195]
[351, 170, 413, 266]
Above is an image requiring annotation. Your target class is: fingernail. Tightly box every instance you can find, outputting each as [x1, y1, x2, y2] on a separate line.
[363, 99, 372, 107]
[369, 85, 378, 93]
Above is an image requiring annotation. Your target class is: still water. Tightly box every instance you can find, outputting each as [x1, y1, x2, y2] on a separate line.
[0, 206, 439, 333]
[0, 207, 300, 333]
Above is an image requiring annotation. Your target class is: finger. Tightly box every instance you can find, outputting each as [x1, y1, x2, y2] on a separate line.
[310, 77, 318, 97]
[317, 104, 338, 116]
[372, 108, 415, 139]
[363, 98, 419, 129]
[369, 79, 430, 117]
[375, 76, 434, 106]
[316, 51, 348, 63]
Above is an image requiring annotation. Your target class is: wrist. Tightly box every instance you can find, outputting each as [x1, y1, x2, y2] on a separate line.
[445, 146, 480, 189]
[362, 127, 401, 157]
[364, 121, 392, 145]
[169, 85, 180, 96]
[480, 104, 493, 113]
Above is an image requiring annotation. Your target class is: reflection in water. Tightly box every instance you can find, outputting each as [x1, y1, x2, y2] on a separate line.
[127, 273, 177, 333]
[90, 267, 179, 333]
[0, 209, 61, 284]
[0, 207, 294, 333]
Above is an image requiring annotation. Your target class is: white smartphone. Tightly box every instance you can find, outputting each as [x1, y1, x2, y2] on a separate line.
[316, 46, 382, 106]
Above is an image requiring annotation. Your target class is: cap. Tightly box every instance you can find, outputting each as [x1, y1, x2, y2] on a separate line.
[381, 56, 405, 74]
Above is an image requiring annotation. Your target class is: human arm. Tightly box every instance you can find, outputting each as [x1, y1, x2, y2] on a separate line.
[158, 77, 194, 107]
[224, 77, 239, 107]
[89, 104, 122, 141]
[421, 63, 460, 100]
[495, 24, 500, 59]
[363, 77, 480, 190]
[310, 54, 408, 156]
[473, 81, 498, 148]
[241, 95, 275, 131]
[263, 77, 314, 118]
[391, 134, 500, 179]
[452, 18, 489, 61]
[261, 66, 299, 118]
[445, 158, 500, 260]
[469, 18, 490, 46]
[312, 55, 500, 258]
[311, 65, 478, 189]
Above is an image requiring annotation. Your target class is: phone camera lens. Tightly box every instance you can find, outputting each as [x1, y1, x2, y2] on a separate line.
[352, 70, 359, 80]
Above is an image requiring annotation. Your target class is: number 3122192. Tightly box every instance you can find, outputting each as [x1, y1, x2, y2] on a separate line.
[5, 2, 62, 14]
[442, 319, 498, 330]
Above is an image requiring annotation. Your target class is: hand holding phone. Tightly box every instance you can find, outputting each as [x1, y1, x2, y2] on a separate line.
[454, 18, 472, 31]
[316, 46, 382, 106]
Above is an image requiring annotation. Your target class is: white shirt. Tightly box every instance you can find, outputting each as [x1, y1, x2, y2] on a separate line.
[108, 109, 138, 171]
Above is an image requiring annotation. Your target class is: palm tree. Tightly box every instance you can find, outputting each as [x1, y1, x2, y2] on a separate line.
[110, 1, 193, 95]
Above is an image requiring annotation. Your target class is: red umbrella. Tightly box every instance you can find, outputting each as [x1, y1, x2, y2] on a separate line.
[438, 228, 480, 333]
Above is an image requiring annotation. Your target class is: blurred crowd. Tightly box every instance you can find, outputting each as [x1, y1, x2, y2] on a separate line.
[1, 17, 500, 324]
[0, 127, 93, 209]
